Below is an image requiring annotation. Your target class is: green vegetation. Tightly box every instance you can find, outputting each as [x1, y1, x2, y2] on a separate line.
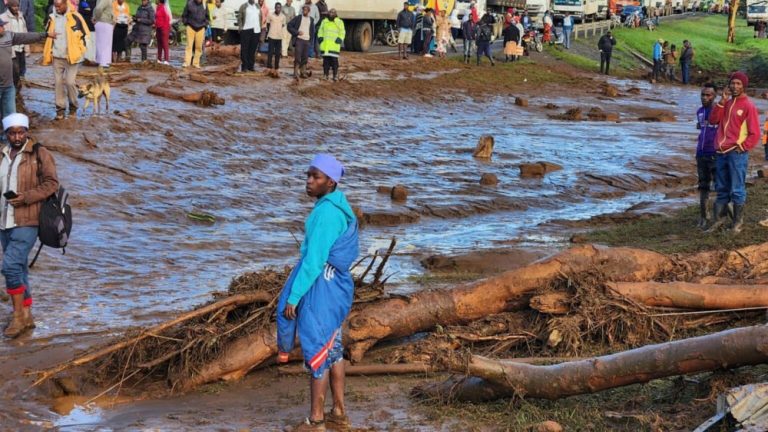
[586, 181, 768, 254]
[33, 0, 190, 31]
[611, 14, 768, 80]
[546, 44, 600, 72]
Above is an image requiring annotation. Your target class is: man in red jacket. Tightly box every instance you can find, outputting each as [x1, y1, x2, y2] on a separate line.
[707, 71, 761, 233]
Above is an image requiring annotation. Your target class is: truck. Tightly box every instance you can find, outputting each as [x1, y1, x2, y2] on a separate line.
[552, 0, 599, 21]
[226, 0, 454, 52]
[747, 0, 768, 25]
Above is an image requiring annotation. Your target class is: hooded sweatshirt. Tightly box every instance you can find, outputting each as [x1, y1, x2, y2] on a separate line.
[709, 94, 761, 153]
[287, 189, 355, 305]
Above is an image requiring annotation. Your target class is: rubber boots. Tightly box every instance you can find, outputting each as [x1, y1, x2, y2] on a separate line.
[731, 204, 745, 233]
[293, 64, 300, 79]
[697, 190, 710, 229]
[4, 293, 26, 338]
[705, 202, 730, 233]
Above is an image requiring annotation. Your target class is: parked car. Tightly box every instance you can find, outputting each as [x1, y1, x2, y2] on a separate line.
[620, 5, 644, 21]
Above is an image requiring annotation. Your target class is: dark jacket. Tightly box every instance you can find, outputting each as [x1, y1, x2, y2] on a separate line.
[129, 3, 155, 45]
[1, 139, 59, 228]
[680, 46, 693, 63]
[396, 9, 414, 29]
[476, 22, 492, 42]
[598, 34, 616, 53]
[182, 0, 209, 31]
[461, 18, 476, 41]
[503, 21, 520, 43]
[287, 14, 315, 40]
[316, 0, 328, 19]
[20, 0, 35, 31]
[0, 31, 46, 87]
[78, 0, 97, 31]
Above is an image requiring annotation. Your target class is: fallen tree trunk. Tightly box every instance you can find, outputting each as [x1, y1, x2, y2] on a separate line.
[179, 245, 672, 389]
[610, 282, 768, 310]
[419, 325, 768, 401]
[206, 44, 240, 57]
[146, 85, 225, 106]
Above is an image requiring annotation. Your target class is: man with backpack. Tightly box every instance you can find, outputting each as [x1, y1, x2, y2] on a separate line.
[475, 12, 495, 66]
[0, 113, 59, 338]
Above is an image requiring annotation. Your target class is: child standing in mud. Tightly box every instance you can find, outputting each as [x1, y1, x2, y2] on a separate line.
[277, 154, 359, 432]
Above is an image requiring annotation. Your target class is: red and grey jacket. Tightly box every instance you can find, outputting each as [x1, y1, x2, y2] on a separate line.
[709, 94, 761, 153]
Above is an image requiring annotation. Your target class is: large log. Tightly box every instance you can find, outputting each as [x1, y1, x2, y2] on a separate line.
[419, 325, 768, 401]
[179, 245, 673, 389]
[610, 282, 768, 310]
[344, 244, 671, 362]
[146, 85, 225, 106]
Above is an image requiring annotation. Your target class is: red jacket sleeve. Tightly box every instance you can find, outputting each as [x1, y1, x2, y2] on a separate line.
[742, 102, 762, 151]
[710, 101, 725, 125]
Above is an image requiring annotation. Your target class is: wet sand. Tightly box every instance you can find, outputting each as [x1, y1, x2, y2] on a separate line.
[2, 49, 767, 430]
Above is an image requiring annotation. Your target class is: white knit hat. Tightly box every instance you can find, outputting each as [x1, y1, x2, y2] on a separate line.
[2, 113, 28, 131]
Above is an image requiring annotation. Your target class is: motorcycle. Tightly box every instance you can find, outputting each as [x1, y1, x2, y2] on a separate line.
[148, 19, 182, 48]
[376, 21, 399, 47]
[522, 28, 543, 54]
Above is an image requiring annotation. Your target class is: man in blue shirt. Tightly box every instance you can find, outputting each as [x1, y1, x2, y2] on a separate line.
[562, 12, 573, 49]
[696, 83, 718, 229]
[652, 38, 663, 83]
[278, 154, 359, 432]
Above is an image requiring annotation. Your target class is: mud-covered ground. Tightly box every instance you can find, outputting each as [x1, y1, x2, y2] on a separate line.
[1, 46, 767, 431]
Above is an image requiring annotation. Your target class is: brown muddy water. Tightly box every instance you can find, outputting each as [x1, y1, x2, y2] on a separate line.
[1, 55, 766, 430]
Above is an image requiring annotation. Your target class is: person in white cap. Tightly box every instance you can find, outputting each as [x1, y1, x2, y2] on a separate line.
[0, 113, 59, 338]
[0, 11, 53, 120]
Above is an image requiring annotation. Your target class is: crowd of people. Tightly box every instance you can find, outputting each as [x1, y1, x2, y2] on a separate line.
[652, 37, 695, 84]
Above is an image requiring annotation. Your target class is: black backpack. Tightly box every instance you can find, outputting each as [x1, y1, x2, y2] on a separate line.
[478, 24, 493, 42]
[29, 143, 72, 268]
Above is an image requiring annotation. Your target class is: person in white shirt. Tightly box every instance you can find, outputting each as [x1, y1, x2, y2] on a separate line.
[0, 0, 28, 90]
[209, 0, 230, 44]
[562, 12, 574, 49]
[237, 0, 261, 71]
[281, 0, 295, 56]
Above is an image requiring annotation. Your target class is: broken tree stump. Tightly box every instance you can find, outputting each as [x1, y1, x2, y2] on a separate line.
[146, 85, 225, 106]
[206, 44, 240, 57]
[419, 324, 768, 401]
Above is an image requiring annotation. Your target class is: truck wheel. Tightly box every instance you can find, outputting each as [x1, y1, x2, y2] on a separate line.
[344, 22, 357, 51]
[353, 21, 373, 52]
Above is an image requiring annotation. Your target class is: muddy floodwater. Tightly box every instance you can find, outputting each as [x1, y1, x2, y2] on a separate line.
[1, 55, 766, 430]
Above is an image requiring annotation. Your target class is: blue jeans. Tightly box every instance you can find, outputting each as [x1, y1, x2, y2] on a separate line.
[681, 61, 690, 84]
[0, 85, 15, 120]
[563, 27, 572, 48]
[715, 151, 749, 205]
[0, 226, 37, 305]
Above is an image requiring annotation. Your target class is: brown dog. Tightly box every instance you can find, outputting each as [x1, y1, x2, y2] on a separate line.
[77, 67, 110, 115]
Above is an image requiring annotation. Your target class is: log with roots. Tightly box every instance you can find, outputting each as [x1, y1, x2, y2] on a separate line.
[609, 282, 768, 310]
[206, 44, 240, 57]
[146, 85, 225, 106]
[417, 325, 768, 402]
[178, 244, 673, 389]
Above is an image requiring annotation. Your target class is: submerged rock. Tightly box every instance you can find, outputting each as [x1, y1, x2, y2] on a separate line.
[519, 162, 563, 178]
[515, 97, 529, 107]
[391, 185, 408, 202]
[480, 173, 499, 186]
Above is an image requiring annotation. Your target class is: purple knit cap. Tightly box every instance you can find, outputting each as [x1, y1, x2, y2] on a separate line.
[310, 154, 345, 183]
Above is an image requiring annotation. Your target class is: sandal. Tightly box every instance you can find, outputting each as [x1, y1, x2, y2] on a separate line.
[325, 411, 351, 431]
[286, 417, 326, 432]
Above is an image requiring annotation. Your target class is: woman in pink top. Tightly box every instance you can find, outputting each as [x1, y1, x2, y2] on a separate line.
[155, 0, 171, 63]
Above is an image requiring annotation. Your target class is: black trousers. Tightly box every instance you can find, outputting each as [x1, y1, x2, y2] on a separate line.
[240, 29, 259, 71]
[211, 27, 224, 43]
[267, 38, 282, 69]
[294, 38, 309, 66]
[322, 56, 338, 77]
[600, 51, 612, 75]
[12, 51, 25, 89]
[697, 155, 716, 191]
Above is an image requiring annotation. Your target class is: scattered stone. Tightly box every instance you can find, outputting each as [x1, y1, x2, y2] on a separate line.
[549, 108, 582, 121]
[587, 107, 620, 122]
[758, 169, 766, 178]
[164, 130, 174, 137]
[363, 211, 420, 226]
[479, 173, 498, 186]
[473, 135, 495, 159]
[376, 186, 390, 194]
[544, 102, 559, 109]
[570, 234, 588, 243]
[533, 420, 564, 432]
[515, 97, 529, 107]
[627, 87, 641, 95]
[638, 111, 677, 122]
[603, 84, 619, 97]
[391, 185, 408, 202]
[519, 162, 563, 178]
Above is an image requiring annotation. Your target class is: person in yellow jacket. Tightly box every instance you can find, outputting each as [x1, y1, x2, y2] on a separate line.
[42, 0, 89, 120]
[762, 113, 768, 160]
[317, 8, 344, 81]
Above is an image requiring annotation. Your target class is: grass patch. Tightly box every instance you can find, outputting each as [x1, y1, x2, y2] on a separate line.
[612, 14, 768, 81]
[585, 181, 768, 254]
[545, 44, 600, 72]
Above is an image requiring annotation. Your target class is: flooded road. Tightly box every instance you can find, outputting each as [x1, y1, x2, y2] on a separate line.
[2, 55, 767, 429]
